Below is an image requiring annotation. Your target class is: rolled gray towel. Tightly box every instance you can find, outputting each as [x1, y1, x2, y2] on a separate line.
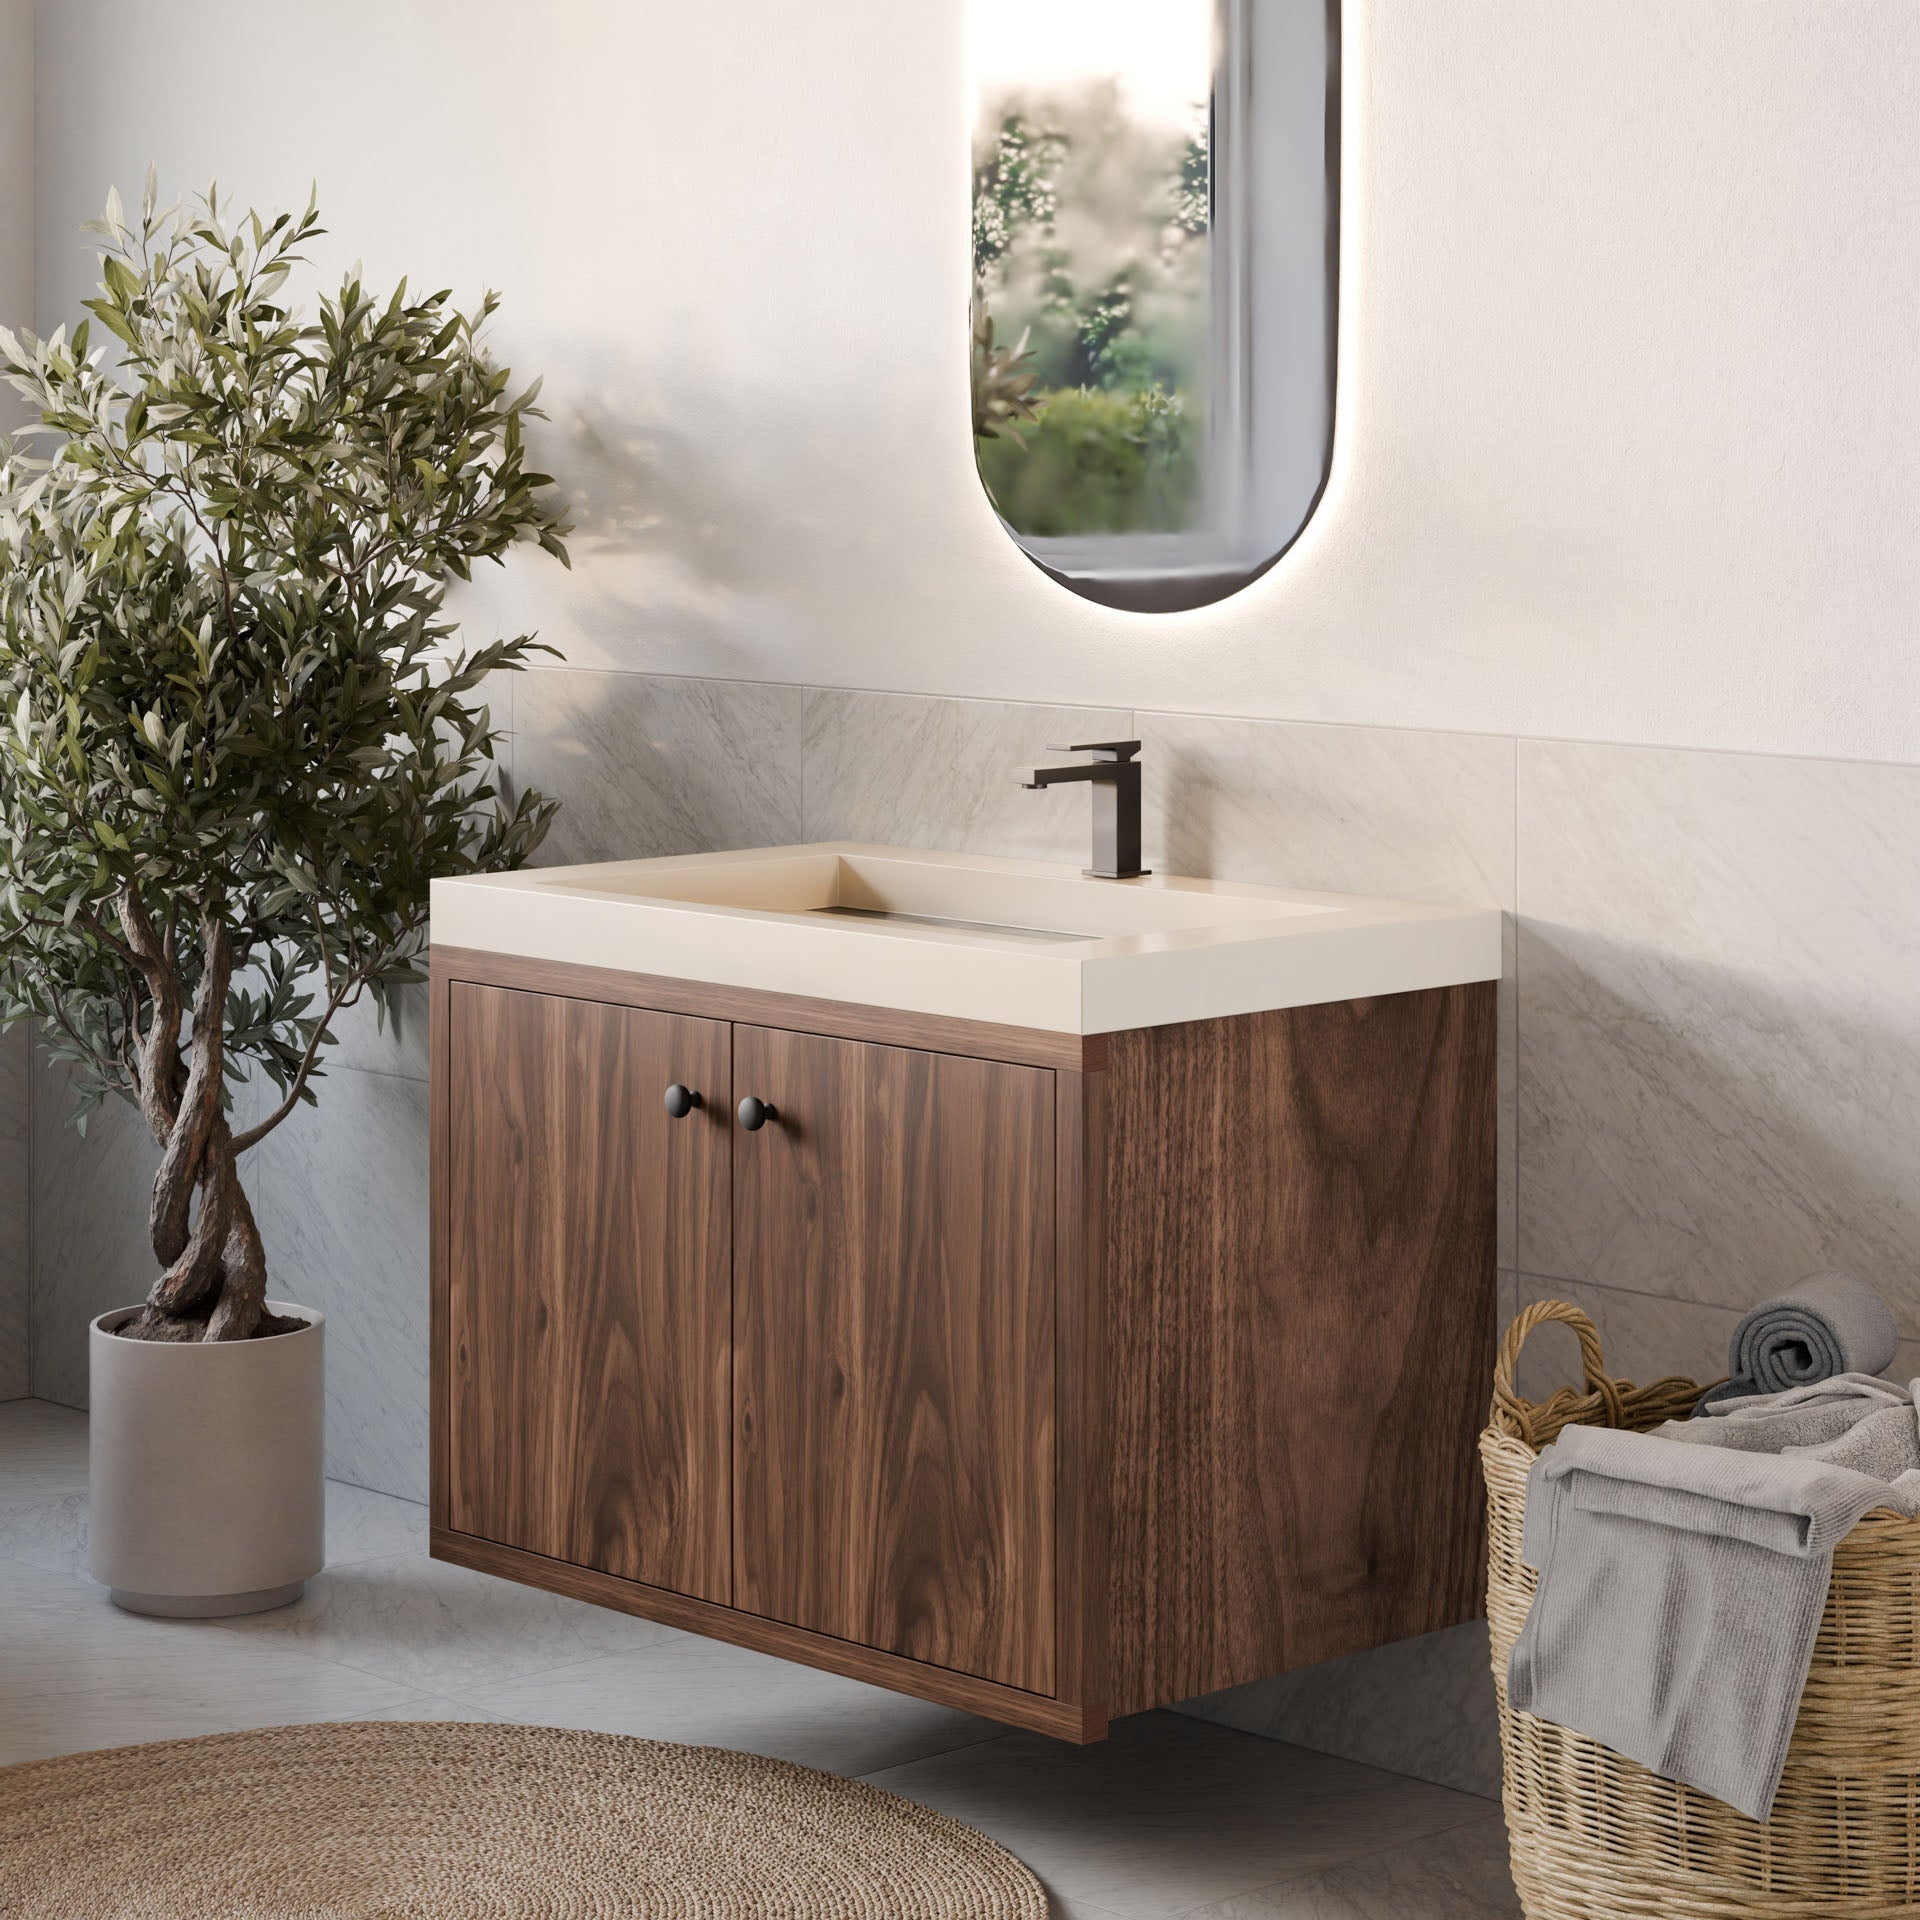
[1698, 1272, 1899, 1410]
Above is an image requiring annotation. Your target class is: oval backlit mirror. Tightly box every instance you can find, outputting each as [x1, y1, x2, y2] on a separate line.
[970, 1, 1336, 613]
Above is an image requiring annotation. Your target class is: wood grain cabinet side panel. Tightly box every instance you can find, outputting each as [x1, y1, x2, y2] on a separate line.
[442, 983, 732, 1603]
[1104, 981, 1498, 1714]
[731, 1025, 1058, 1696]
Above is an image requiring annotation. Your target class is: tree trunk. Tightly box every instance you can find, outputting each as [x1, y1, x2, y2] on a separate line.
[205, 1164, 272, 1341]
[124, 1120, 280, 1342]
[112, 900, 296, 1345]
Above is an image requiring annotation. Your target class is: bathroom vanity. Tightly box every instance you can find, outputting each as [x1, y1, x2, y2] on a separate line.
[428, 845, 1500, 1741]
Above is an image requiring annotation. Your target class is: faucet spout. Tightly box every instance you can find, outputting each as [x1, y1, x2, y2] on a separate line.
[1019, 764, 1101, 790]
[1017, 740, 1149, 879]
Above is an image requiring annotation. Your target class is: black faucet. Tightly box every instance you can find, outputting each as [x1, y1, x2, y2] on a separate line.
[1020, 740, 1150, 880]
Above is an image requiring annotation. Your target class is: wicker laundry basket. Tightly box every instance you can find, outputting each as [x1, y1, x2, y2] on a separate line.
[1483, 1298, 1920, 1919]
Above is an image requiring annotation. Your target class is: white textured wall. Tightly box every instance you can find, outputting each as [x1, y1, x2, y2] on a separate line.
[0, 0, 31, 1395]
[31, 0, 1920, 764]
[0, 0, 29, 348]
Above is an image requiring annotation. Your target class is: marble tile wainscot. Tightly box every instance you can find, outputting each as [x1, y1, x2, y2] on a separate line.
[1516, 740, 1920, 1331]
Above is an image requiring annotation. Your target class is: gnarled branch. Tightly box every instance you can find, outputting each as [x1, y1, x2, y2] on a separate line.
[203, 1170, 269, 1342]
[147, 911, 231, 1270]
[147, 1115, 237, 1320]
[116, 877, 186, 1144]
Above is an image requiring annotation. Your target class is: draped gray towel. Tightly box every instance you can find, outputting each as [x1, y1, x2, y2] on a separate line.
[1509, 1416, 1920, 1821]
[1661, 1373, 1920, 1480]
[1698, 1271, 1898, 1409]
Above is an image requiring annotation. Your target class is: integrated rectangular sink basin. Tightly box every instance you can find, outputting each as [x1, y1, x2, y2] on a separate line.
[430, 844, 1502, 1035]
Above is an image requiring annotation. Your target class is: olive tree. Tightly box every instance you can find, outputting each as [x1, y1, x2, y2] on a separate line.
[0, 179, 570, 1342]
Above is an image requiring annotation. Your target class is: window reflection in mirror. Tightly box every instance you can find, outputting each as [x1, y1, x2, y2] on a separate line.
[970, 0, 1336, 613]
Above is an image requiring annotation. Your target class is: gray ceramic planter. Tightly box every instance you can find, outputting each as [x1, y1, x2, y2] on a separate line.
[88, 1301, 325, 1617]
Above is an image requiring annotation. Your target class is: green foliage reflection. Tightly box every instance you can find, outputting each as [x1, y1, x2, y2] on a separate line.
[971, 80, 1209, 539]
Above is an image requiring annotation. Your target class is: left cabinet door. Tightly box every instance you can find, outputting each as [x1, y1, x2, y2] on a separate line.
[440, 982, 732, 1603]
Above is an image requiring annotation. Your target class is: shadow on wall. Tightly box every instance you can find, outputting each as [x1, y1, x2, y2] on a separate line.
[561, 384, 773, 669]
[1179, 1621, 1503, 1800]
[500, 667, 805, 872]
[466, 339, 978, 684]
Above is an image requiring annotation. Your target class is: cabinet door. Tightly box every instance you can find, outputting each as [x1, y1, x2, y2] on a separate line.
[732, 1026, 1056, 1694]
[443, 983, 731, 1602]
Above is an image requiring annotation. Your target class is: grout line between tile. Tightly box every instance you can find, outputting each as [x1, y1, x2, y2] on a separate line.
[322, 1058, 430, 1090]
[1506, 1268, 1744, 1320]
[520, 663, 1149, 725]
[841, 1722, 1020, 1780]
[1161, 1806, 1512, 1920]
[303, 1644, 660, 1705]
[1511, 731, 1521, 1272]
[798, 684, 811, 841]
[518, 665, 1920, 776]
[179, 1555, 670, 1700]
[21, 1385, 84, 1414]
[326, 1471, 427, 1507]
[857, 1728, 1025, 1788]
[503, 666, 517, 806]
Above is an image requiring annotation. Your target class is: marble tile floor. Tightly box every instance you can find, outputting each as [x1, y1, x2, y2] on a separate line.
[0, 1399, 1520, 1918]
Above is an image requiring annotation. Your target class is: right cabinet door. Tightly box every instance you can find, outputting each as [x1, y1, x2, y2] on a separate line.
[731, 1025, 1057, 1694]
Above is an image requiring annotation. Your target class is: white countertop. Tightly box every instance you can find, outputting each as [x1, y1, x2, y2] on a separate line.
[430, 843, 1503, 1036]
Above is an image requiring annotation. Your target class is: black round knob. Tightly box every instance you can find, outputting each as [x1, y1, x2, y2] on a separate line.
[737, 1095, 778, 1132]
[663, 1083, 702, 1120]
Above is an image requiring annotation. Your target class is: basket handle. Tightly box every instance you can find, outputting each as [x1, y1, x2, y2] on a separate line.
[1492, 1299, 1626, 1434]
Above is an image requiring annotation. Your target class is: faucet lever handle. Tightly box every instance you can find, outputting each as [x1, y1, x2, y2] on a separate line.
[1042, 739, 1142, 762]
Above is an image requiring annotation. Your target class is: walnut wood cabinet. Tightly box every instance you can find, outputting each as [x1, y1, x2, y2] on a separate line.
[441, 986, 732, 1600]
[730, 1025, 1058, 1695]
[431, 946, 1497, 1742]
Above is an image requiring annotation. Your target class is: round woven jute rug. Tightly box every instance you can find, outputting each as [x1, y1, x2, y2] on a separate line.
[0, 1720, 1050, 1918]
